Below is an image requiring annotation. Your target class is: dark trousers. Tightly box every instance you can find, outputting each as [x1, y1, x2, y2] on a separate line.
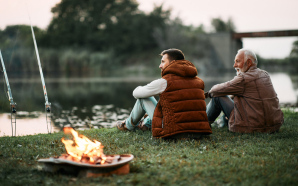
[206, 96, 234, 122]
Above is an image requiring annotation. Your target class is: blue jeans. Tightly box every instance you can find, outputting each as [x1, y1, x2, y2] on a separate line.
[206, 96, 234, 122]
[125, 96, 157, 130]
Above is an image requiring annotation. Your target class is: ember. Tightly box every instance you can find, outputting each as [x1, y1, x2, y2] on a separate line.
[61, 127, 106, 164]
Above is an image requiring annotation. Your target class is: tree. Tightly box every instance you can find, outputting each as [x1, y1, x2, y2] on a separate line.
[0, 25, 44, 76]
[0, 25, 44, 49]
[289, 40, 298, 74]
[42, 0, 170, 54]
[290, 40, 298, 58]
[211, 17, 235, 32]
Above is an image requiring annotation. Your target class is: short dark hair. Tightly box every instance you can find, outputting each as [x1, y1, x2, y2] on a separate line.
[160, 48, 185, 61]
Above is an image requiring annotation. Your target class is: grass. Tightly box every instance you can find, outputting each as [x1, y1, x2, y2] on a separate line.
[0, 109, 297, 185]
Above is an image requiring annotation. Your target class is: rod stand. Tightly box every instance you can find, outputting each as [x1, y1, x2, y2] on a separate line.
[45, 103, 52, 134]
[10, 103, 17, 137]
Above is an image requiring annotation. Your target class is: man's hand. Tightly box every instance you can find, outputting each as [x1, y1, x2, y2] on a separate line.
[204, 91, 210, 99]
[229, 95, 235, 100]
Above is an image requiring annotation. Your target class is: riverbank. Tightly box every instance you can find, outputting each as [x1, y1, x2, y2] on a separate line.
[0, 109, 297, 185]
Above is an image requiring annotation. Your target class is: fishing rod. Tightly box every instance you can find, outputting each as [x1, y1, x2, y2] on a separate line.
[29, 22, 52, 134]
[0, 50, 17, 136]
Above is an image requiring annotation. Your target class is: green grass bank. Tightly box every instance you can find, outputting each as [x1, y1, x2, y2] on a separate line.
[0, 109, 297, 185]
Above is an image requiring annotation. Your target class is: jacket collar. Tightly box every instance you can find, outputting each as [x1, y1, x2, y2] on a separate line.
[162, 60, 198, 77]
[247, 65, 257, 72]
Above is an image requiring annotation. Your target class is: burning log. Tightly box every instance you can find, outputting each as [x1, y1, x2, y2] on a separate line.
[61, 127, 107, 164]
[38, 127, 134, 177]
[55, 154, 120, 165]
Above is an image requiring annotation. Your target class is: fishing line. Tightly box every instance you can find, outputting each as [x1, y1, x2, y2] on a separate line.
[0, 0, 28, 137]
[1, 65, 7, 99]
[25, 0, 52, 134]
[5, 26, 21, 102]
[1, 0, 32, 137]
[8, 27, 21, 68]
[0, 50, 17, 136]
[1, 67, 10, 112]
[2, 72, 9, 101]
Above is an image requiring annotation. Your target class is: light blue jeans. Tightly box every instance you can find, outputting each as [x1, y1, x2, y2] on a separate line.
[125, 96, 157, 130]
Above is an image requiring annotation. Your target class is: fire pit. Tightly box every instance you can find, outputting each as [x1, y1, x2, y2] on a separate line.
[38, 154, 133, 177]
[37, 127, 134, 177]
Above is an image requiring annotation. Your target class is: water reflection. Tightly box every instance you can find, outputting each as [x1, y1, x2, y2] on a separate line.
[0, 113, 59, 136]
[270, 73, 297, 104]
[0, 73, 297, 136]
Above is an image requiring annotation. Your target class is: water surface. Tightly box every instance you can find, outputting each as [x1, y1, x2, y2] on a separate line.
[0, 73, 297, 137]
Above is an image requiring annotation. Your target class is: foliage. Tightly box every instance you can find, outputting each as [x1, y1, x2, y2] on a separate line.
[153, 17, 211, 72]
[290, 40, 298, 58]
[42, 0, 170, 55]
[0, 47, 160, 78]
[256, 39, 298, 74]
[0, 25, 45, 78]
[0, 2, 241, 77]
[0, 25, 44, 49]
[0, 110, 297, 185]
[288, 40, 298, 74]
[211, 17, 236, 32]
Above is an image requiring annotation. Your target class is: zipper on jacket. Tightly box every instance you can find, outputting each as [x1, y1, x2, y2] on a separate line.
[162, 118, 164, 128]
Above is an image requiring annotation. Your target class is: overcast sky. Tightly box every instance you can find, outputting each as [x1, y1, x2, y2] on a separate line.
[1, 0, 298, 58]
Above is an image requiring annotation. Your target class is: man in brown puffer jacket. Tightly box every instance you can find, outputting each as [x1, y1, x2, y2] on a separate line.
[205, 48, 283, 133]
[116, 49, 212, 138]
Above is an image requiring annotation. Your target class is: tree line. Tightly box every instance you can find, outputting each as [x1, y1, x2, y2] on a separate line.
[0, 0, 296, 78]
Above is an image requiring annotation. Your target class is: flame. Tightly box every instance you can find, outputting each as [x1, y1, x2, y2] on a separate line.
[61, 127, 106, 164]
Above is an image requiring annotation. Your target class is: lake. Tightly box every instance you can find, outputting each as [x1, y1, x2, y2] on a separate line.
[0, 73, 297, 136]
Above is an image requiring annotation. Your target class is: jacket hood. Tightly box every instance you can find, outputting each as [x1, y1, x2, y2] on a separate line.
[162, 60, 198, 77]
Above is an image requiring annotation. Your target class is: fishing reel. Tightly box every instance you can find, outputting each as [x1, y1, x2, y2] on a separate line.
[11, 103, 17, 113]
[46, 103, 51, 112]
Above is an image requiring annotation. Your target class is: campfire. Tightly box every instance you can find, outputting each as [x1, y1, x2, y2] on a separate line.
[60, 127, 107, 164]
[38, 127, 133, 177]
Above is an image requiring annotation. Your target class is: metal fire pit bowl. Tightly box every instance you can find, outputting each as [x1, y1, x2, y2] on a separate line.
[38, 154, 134, 177]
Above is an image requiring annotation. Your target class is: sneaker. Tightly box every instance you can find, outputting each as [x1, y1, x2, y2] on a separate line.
[211, 117, 228, 128]
[137, 120, 151, 131]
[116, 120, 128, 131]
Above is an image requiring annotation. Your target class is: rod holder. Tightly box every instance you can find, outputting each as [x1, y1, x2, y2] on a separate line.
[45, 103, 52, 134]
[10, 103, 17, 137]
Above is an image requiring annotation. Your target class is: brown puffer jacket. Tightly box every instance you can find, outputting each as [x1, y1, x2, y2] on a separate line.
[209, 66, 284, 133]
[152, 60, 212, 138]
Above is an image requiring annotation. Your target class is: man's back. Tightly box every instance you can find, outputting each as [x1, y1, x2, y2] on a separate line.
[152, 60, 212, 138]
[242, 67, 277, 98]
[206, 48, 283, 133]
[229, 67, 284, 133]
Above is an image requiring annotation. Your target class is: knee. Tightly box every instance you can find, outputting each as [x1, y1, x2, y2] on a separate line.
[211, 96, 226, 107]
[213, 96, 229, 103]
[212, 97, 219, 101]
[211, 97, 221, 105]
[138, 97, 151, 102]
